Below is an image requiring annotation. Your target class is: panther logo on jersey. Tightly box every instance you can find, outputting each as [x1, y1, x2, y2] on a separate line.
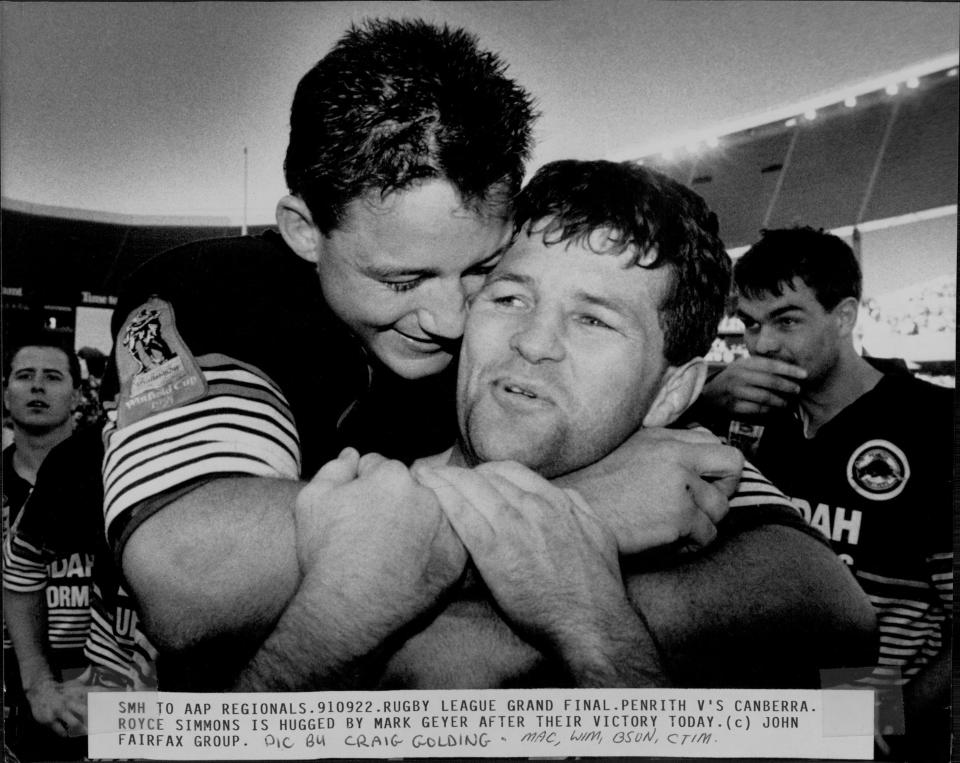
[846, 439, 910, 501]
[122, 308, 176, 374]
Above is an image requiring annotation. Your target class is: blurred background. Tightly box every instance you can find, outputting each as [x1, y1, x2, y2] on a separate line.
[2, 1, 957, 386]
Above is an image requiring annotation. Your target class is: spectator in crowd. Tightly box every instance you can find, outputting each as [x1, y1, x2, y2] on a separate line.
[347, 160, 876, 687]
[103, 18, 752, 692]
[693, 227, 951, 760]
[2, 338, 82, 758]
[74, 347, 108, 430]
[4, 425, 158, 763]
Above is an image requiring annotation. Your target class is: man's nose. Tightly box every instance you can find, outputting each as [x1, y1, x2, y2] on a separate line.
[416, 279, 468, 340]
[509, 311, 565, 363]
[751, 325, 780, 356]
[29, 374, 46, 392]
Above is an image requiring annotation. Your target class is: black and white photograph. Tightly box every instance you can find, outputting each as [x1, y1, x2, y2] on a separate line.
[1, 2, 956, 762]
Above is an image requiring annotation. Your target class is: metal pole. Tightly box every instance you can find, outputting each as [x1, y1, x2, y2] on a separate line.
[856, 100, 900, 225]
[761, 125, 800, 230]
[242, 146, 249, 236]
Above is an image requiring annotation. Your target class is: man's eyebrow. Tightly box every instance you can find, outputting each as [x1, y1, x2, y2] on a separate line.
[364, 263, 436, 279]
[574, 290, 634, 315]
[737, 304, 804, 321]
[485, 271, 533, 287]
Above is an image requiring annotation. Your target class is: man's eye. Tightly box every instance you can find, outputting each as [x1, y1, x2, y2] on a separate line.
[491, 294, 524, 308]
[578, 315, 612, 330]
[777, 317, 798, 329]
[384, 278, 423, 293]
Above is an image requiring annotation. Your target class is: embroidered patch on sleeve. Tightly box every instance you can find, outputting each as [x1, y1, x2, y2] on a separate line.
[115, 297, 207, 428]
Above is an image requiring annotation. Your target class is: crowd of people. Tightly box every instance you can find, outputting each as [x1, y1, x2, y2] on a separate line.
[2, 18, 952, 763]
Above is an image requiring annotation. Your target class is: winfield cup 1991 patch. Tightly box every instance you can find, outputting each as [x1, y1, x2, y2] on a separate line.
[116, 297, 207, 428]
[846, 439, 910, 501]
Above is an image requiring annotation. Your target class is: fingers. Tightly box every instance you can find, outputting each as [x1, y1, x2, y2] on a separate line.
[742, 355, 807, 380]
[416, 467, 497, 551]
[683, 510, 719, 549]
[357, 452, 390, 475]
[682, 442, 743, 484]
[296, 447, 360, 507]
[685, 476, 729, 525]
[476, 460, 554, 495]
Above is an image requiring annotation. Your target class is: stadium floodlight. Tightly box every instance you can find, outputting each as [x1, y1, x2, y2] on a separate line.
[906, 77, 920, 89]
[706, 135, 720, 148]
[803, 108, 817, 121]
[885, 82, 900, 95]
[784, 117, 798, 128]
[844, 95, 857, 108]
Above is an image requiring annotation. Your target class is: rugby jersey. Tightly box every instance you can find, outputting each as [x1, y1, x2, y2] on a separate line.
[750, 372, 953, 686]
[3, 426, 157, 688]
[101, 231, 458, 559]
[2, 433, 99, 678]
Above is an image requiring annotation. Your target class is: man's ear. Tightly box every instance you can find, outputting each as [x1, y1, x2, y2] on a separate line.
[834, 296, 860, 339]
[276, 195, 322, 264]
[642, 357, 708, 428]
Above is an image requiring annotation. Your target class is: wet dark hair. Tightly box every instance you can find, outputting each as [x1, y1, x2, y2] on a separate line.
[735, 226, 861, 309]
[284, 18, 537, 234]
[3, 335, 81, 388]
[513, 159, 731, 365]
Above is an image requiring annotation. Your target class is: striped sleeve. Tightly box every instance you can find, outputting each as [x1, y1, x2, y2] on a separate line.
[927, 551, 953, 614]
[84, 583, 158, 690]
[2, 527, 47, 594]
[729, 460, 801, 512]
[103, 354, 301, 543]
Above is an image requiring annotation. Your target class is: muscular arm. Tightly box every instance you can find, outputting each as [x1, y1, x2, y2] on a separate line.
[123, 452, 466, 690]
[3, 589, 87, 735]
[622, 524, 878, 687]
[121, 477, 303, 689]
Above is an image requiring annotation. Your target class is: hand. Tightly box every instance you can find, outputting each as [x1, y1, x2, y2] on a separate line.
[295, 449, 467, 650]
[699, 356, 806, 420]
[25, 676, 87, 737]
[555, 427, 743, 554]
[416, 463, 664, 686]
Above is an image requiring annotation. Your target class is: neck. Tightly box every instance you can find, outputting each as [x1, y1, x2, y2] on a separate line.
[798, 351, 882, 436]
[11, 421, 74, 485]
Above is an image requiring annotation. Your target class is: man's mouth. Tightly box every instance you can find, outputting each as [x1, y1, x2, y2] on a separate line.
[394, 330, 452, 354]
[494, 378, 554, 405]
[26, 400, 49, 410]
[503, 383, 538, 399]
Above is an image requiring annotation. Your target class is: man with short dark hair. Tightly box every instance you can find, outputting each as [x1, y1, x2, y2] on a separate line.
[104, 19, 751, 692]
[303, 163, 877, 689]
[696, 226, 951, 758]
[2, 338, 87, 761]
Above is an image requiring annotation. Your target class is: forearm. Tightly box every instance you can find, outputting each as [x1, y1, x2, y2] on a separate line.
[623, 525, 878, 687]
[556, 599, 671, 688]
[3, 588, 55, 690]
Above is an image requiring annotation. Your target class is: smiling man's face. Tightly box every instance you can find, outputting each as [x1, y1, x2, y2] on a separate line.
[456, 227, 674, 478]
[315, 179, 511, 380]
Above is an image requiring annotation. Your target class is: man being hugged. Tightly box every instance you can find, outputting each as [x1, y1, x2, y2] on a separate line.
[303, 160, 878, 689]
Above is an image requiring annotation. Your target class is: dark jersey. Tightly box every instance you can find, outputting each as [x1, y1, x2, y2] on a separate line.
[102, 232, 458, 558]
[750, 373, 953, 686]
[4, 427, 157, 689]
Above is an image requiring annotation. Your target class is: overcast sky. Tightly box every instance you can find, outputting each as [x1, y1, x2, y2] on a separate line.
[2, 1, 958, 224]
